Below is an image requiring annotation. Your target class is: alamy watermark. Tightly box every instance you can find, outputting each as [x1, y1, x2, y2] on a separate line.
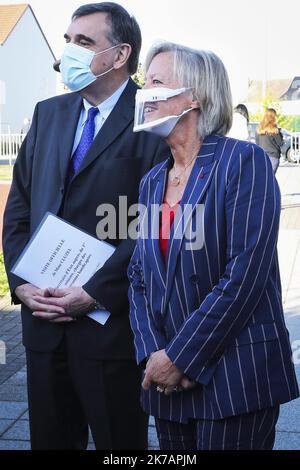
[95, 197, 205, 251]
[0, 340, 6, 365]
[292, 340, 300, 366]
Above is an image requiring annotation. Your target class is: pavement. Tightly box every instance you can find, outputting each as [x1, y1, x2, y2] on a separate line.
[0, 183, 10, 251]
[0, 161, 300, 450]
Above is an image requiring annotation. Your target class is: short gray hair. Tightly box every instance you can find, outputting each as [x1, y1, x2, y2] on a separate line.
[145, 42, 233, 138]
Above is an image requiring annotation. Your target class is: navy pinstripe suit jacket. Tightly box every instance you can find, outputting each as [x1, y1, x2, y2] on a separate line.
[128, 134, 299, 423]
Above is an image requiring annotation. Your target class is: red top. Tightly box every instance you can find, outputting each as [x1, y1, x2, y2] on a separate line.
[159, 201, 181, 260]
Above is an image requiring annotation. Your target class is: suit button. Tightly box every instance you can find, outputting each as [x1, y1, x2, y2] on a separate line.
[190, 274, 200, 284]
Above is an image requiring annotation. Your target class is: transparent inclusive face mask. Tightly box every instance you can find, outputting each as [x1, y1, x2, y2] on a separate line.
[133, 87, 194, 137]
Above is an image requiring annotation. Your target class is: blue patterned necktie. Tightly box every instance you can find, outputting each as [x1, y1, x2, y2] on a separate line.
[68, 106, 99, 182]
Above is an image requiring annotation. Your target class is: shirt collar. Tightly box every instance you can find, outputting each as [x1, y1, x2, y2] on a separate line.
[82, 78, 129, 122]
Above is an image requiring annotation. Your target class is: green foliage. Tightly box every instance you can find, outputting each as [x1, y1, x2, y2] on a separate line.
[277, 115, 300, 132]
[0, 252, 9, 297]
[249, 95, 300, 132]
[132, 63, 145, 88]
[0, 165, 13, 182]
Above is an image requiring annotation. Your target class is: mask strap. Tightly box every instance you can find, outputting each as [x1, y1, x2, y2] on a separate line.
[93, 44, 122, 78]
[94, 44, 121, 56]
[94, 67, 114, 78]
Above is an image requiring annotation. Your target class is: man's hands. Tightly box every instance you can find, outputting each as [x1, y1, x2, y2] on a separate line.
[15, 284, 95, 323]
[142, 349, 197, 396]
[15, 284, 71, 322]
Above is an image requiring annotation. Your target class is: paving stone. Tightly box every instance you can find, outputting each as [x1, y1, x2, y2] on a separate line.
[0, 368, 22, 383]
[148, 425, 159, 448]
[11, 358, 26, 365]
[0, 385, 28, 402]
[19, 411, 29, 420]
[0, 366, 23, 379]
[8, 345, 24, 355]
[0, 439, 30, 450]
[1, 325, 19, 334]
[277, 400, 300, 433]
[6, 344, 22, 354]
[4, 361, 26, 372]
[1, 419, 30, 441]
[0, 402, 27, 420]
[149, 415, 155, 426]
[5, 371, 27, 386]
[5, 353, 21, 362]
[274, 431, 300, 450]
[6, 338, 22, 346]
[0, 334, 17, 342]
[0, 419, 14, 436]
[88, 428, 94, 444]
[0, 363, 22, 373]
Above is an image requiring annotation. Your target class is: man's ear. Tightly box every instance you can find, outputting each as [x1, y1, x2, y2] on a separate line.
[114, 44, 132, 70]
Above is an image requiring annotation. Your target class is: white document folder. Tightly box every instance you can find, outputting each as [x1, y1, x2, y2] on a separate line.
[11, 213, 116, 325]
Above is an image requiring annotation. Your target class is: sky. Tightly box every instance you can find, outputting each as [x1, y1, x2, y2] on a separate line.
[2, 0, 300, 102]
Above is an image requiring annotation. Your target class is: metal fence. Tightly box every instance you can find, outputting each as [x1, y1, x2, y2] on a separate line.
[0, 134, 24, 165]
[290, 133, 300, 164]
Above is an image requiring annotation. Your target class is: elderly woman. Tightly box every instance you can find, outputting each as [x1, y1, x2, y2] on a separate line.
[128, 42, 299, 451]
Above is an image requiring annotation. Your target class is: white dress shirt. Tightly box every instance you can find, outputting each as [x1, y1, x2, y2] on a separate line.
[71, 78, 129, 156]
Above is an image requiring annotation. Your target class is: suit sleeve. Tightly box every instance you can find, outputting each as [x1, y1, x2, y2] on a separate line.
[127, 171, 168, 364]
[2, 104, 39, 304]
[83, 140, 168, 317]
[128, 242, 167, 365]
[165, 144, 281, 384]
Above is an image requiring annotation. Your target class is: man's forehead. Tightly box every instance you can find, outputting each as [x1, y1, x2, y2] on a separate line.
[66, 12, 110, 38]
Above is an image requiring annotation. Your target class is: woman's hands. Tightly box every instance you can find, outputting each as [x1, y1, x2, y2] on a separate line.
[142, 349, 197, 396]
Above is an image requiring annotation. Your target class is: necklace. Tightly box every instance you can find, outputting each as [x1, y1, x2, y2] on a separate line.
[170, 154, 198, 187]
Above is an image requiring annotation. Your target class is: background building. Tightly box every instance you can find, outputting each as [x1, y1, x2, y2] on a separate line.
[245, 77, 300, 117]
[0, 3, 56, 133]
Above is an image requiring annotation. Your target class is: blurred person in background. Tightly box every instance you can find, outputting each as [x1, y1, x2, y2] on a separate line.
[227, 103, 249, 140]
[256, 108, 283, 173]
[20, 117, 31, 135]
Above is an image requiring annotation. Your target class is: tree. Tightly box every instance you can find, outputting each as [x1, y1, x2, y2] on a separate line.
[132, 63, 145, 88]
[249, 96, 300, 132]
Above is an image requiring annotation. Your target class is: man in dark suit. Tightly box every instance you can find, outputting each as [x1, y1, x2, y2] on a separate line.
[2, 2, 167, 450]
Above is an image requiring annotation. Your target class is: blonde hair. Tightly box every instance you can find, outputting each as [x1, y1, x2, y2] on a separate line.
[257, 109, 279, 135]
[145, 41, 233, 138]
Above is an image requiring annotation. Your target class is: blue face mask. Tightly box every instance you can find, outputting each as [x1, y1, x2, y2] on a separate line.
[60, 42, 121, 92]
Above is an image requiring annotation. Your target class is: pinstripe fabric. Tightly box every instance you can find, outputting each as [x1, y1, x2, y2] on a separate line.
[128, 135, 299, 423]
[155, 406, 279, 450]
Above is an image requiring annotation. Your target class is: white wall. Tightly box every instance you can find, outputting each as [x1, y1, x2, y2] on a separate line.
[0, 8, 57, 132]
[280, 101, 300, 116]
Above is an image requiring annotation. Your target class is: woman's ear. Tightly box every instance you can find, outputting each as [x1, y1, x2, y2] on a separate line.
[114, 44, 132, 70]
[190, 90, 200, 109]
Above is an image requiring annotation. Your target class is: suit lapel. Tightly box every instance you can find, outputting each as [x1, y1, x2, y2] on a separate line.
[143, 161, 169, 294]
[57, 93, 83, 184]
[163, 135, 223, 310]
[75, 79, 137, 177]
